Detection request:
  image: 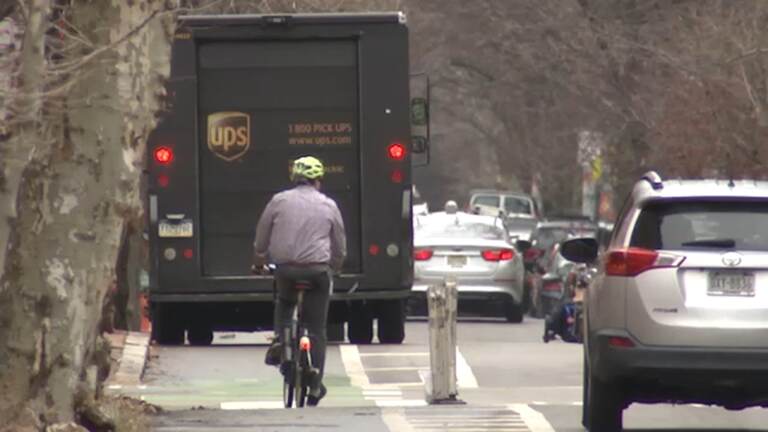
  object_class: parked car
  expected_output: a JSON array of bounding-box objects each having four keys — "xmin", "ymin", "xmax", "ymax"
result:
[
  {"xmin": 466, "ymin": 189, "xmax": 540, "ymax": 241},
  {"xmin": 411, "ymin": 206, "xmax": 527, "ymax": 323},
  {"xmin": 523, "ymin": 219, "xmax": 598, "ymax": 315},
  {"xmin": 562, "ymin": 171, "xmax": 768, "ymax": 430},
  {"xmin": 527, "ymin": 242, "xmax": 578, "ymax": 318}
]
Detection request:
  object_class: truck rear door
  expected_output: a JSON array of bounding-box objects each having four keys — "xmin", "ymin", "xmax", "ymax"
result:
[{"xmin": 197, "ymin": 40, "xmax": 362, "ymax": 277}]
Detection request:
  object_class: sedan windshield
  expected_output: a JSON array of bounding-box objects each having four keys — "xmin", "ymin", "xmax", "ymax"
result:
[{"xmin": 631, "ymin": 201, "xmax": 768, "ymax": 251}]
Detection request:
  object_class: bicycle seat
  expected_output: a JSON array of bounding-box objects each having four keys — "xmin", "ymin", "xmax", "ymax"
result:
[{"xmin": 295, "ymin": 280, "xmax": 312, "ymax": 290}]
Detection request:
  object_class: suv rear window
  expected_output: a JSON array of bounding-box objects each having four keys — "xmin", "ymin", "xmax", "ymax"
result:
[
  {"xmin": 473, "ymin": 195, "xmax": 500, "ymax": 208},
  {"xmin": 631, "ymin": 200, "xmax": 768, "ymax": 251},
  {"xmin": 504, "ymin": 196, "xmax": 532, "ymax": 215}
]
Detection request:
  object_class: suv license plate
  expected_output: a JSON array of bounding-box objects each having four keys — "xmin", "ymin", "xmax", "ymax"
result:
[
  {"xmin": 447, "ymin": 256, "xmax": 467, "ymax": 268},
  {"xmin": 158, "ymin": 220, "xmax": 194, "ymax": 238},
  {"xmin": 708, "ymin": 271, "xmax": 755, "ymax": 297}
]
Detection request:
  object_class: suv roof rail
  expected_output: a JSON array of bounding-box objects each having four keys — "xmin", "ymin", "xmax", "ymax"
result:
[{"xmin": 641, "ymin": 171, "xmax": 664, "ymax": 190}]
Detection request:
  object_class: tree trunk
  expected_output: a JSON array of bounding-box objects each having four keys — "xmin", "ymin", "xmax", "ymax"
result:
[{"xmin": 0, "ymin": 0, "xmax": 171, "ymax": 428}]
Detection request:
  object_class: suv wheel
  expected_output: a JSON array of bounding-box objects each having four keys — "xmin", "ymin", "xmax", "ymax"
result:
[{"xmin": 586, "ymin": 371, "xmax": 624, "ymax": 431}]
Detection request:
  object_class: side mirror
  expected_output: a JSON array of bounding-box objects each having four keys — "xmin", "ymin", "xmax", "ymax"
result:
[
  {"xmin": 516, "ymin": 240, "xmax": 533, "ymax": 252},
  {"xmin": 560, "ymin": 238, "xmax": 599, "ymax": 264}
]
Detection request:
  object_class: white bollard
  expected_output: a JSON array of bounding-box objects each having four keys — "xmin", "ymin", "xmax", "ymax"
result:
[{"xmin": 426, "ymin": 276, "xmax": 464, "ymax": 404}]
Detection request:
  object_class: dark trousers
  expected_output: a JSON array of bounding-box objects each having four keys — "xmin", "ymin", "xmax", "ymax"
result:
[{"xmin": 273, "ymin": 265, "xmax": 331, "ymax": 391}]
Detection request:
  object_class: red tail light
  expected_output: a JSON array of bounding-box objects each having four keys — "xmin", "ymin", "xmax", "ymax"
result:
[
  {"xmin": 391, "ymin": 169, "xmax": 403, "ymax": 183},
  {"xmin": 388, "ymin": 142, "xmax": 406, "ymax": 161},
  {"xmin": 542, "ymin": 280, "xmax": 562, "ymax": 292},
  {"xmin": 608, "ymin": 336, "xmax": 635, "ymax": 348},
  {"xmin": 413, "ymin": 248, "xmax": 433, "ymax": 261},
  {"xmin": 154, "ymin": 146, "xmax": 174, "ymax": 165},
  {"xmin": 482, "ymin": 249, "xmax": 515, "ymax": 261},
  {"xmin": 605, "ymin": 248, "xmax": 684, "ymax": 277},
  {"xmin": 369, "ymin": 244, "xmax": 380, "ymax": 256},
  {"xmin": 523, "ymin": 248, "xmax": 542, "ymax": 262}
]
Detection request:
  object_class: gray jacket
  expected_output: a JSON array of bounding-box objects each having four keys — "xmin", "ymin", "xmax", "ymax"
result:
[{"xmin": 253, "ymin": 185, "xmax": 347, "ymax": 270}]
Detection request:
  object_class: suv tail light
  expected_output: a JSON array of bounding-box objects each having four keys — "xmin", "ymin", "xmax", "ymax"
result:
[
  {"xmin": 482, "ymin": 249, "xmax": 515, "ymax": 261},
  {"xmin": 605, "ymin": 247, "xmax": 685, "ymax": 277},
  {"xmin": 414, "ymin": 248, "xmax": 433, "ymax": 261}
]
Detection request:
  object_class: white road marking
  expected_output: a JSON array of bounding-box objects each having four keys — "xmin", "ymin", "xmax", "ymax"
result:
[
  {"xmin": 339, "ymin": 344, "xmax": 371, "ymax": 387},
  {"xmin": 365, "ymin": 366, "xmax": 428, "ymax": 372},
  {"xmin": 221, "ymin": 401, "xmax": 283, "ymax": 410},
  {"xmin": 509, "ymin": 404, "xmax": 556, "ymax": 432},
  {"xmin": 376, "ymin": 399, "xmax": 428, "ymax": 407},
  {"xmin": 360, "ymin": 352, "xmax": 430, "ymax": 357},
  {"xmin": 382, "ymin": 408, "xmax": 417, "ymax": 432},
  {"xmin": 456, "ymin": 347, "xmax": 479, "ymax": 389},
  {"xmin": 363, "ymin": 389, "xmax": 403, "ymax": 396}
]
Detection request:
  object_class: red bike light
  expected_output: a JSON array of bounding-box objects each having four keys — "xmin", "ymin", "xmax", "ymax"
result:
[{"xmin": 299, "ymin": 336, "xmax": 312, "ymax": 352}]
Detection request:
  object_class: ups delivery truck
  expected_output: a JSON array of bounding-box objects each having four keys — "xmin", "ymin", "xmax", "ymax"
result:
[{"xmin": 146, "ymin": 13, "xmax": 422, "ymax": 346}]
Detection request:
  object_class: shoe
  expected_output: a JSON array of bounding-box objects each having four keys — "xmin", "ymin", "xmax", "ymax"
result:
[
  {"xmin": 264, "ymin": 341, "xmax": 282, "ymax": 366},
  {"xmin": 306, "ymin": 383, "xmax": 327, "ymax": 407}
]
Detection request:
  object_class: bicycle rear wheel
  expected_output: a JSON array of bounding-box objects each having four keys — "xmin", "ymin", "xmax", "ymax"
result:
[
  {"xmin": 282, "ymin": 362, "xmax": 295, "ymax": 408},
  {"xmin": 294, "ymin": 355, "xmax": 307, "ymax": 407}
]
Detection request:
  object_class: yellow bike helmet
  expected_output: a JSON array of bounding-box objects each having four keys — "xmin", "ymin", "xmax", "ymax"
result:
[{"xmin": 291, "ymin": 156, "xmax": 325, "ymax": 181}]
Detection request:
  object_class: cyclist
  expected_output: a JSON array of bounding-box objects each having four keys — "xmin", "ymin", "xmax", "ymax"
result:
[{"xmin": 252, "ymin": 156, "xmax": 347, "ymax": 406}]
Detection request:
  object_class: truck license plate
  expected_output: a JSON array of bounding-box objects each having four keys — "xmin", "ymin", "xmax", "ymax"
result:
[
  {"xmin": 708, "ymin": 271, "xmax": 755, "ymax": 297},
  {"xmin": 158, "ymin": 220, "xmax": 193, "ymax": 238}
]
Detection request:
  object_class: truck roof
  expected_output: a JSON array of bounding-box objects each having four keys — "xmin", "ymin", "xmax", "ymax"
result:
[{"xmin": 179, "ymin": 12, "xmax": 407, "ymax": 27}]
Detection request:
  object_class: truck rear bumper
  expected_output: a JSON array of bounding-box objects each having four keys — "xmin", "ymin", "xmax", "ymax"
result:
[{"xmin": 150, "ymin": 289, "xmax": 411, "ymax": 303}]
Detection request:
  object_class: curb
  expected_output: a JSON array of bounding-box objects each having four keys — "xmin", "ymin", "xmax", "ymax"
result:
[{"xmin": 107, "ymin": 331, "xmax": 151, "ymax": 387}]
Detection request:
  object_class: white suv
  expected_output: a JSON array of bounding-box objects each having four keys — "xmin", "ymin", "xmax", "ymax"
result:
[{"xmin": 562, "ymin": 172, "xmax": 768, "ymax": 431}]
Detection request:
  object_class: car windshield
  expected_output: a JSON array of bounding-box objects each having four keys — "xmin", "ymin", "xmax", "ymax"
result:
[
  {"xmin": 504, "ymin": 196, "xmax": 532, "ymax": 215},
  {"xmin": 416, "ymin": 220, "xmax": 505, "ymax": 241},
  {"xmin": 631, "ymin": 200, "xmax": 768, "ymax": 251}
]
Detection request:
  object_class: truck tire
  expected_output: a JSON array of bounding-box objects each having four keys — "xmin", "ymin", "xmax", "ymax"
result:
[
  {"xmin": 377, "ymin": 299, "xmax": 406, "ymax": 344},
  {"xmin": 152, "ymin": 303, "xmax": 185, "ymax": 345},
  {"xmin": 585, "ymin": 371, "xmax": 624, "ymax": 431},
  {"xmin": 505, "ymin": 300, "xmax": 524, "ymax": 323},
  {"xmin": 348, "ymin": 302, "xmax": 373, "ymax": 344},
  {"xmin": 187, "ymin": 325, "xmax": 214, "ymax": 346}
]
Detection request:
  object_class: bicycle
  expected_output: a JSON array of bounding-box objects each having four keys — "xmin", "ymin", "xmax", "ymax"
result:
[{"xmin": 279, "ymin": 278, "xmax": 320, "ymax": 408}]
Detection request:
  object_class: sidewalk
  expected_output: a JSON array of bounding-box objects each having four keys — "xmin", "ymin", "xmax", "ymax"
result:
[{"xmin": 105, "ymin": 330, "xmax": 152, "ymax": 388}]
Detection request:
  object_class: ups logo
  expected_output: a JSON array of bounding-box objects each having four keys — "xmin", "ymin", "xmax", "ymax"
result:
[{"xmin": 207, "ymin": 112, "xmax": 250, "ymax": 161}]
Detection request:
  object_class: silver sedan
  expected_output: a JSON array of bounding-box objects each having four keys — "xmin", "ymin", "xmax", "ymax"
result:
[{"xmin": 411, "ymin": 211, "xmax": 527, "ymax": 322}]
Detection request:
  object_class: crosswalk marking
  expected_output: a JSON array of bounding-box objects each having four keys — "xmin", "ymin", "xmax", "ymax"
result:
[
  {"xmin": 399, "ymin": 406, "xmax": 534, "ymax": 432},
  {"xmin": 509, "ymin": 404, "xmax": 556, "ymax": 432}
]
